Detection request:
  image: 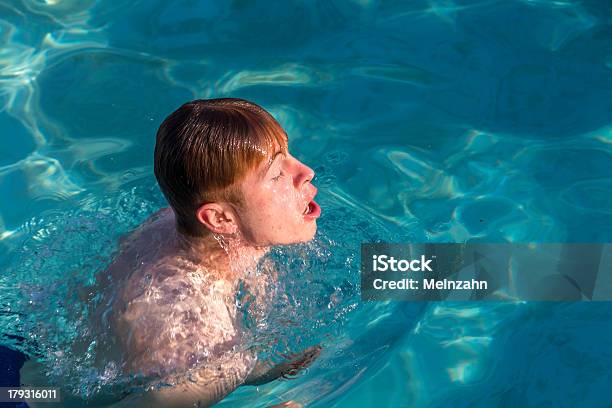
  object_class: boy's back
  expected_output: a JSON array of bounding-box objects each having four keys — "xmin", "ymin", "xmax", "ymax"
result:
[
  {"xmin": 95, "ymin": 208, "xmax": 266, "ymax": 406},
  {"xmin": 106, "ymin": 208, "xmax": 247, "ymax": 377}
]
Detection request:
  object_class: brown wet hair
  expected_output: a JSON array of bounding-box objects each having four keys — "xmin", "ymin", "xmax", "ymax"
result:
[{"xmin": 154, "ymin": 98, "xmax": 288, "ymax": 237}]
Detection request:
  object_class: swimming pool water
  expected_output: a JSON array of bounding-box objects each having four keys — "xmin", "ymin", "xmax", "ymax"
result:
[{"xmin": 1, "ymin": 0, "xmax": 611, "ymax": 406}]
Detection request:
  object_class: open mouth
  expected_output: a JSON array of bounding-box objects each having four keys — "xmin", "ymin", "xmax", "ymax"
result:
[
  {"xmin": 302, "ymin": 200, "xmax": 321, "ymax": 219},
  {"xmin": 303, "ymin": 202, "xmax": 313, "ymax": 215}
]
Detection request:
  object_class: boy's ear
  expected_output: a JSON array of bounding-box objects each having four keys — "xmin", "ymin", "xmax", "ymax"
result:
[{"xmin": 195, "ymin": 203, "xmax": 238, "ymax": 235}]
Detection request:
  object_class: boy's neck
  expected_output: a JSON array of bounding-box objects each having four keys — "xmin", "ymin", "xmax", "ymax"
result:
[{"xmin": 175, "ymin": 229, "xmax": 269, "ymax": 280}]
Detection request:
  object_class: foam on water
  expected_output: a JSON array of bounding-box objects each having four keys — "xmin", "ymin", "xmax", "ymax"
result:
[{"xmin": 0, "ymin": 181, "xmax": 424, "ymax": 405}]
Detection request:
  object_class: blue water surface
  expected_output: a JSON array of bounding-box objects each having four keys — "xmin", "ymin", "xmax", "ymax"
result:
[{"xmin": 0, "ymin": 0, "xmax": 611, "ymax": 407}]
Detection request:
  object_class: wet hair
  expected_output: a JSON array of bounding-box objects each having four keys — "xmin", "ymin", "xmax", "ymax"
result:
[{"xmin": 154, "ymin": 98, "xmax": 288, "ymax": 237}]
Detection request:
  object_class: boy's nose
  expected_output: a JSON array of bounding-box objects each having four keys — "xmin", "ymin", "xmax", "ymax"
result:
[{"xmin": 295, "ymin": 161, "xmax": 315, "ymax": 187}]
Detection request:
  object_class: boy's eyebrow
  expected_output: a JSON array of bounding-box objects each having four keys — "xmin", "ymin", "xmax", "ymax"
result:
[{"xmin": 261, "ymin": 150, "xmax": 284, "ymax": 177}]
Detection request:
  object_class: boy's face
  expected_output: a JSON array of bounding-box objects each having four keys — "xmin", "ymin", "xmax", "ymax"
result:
[{"xmin": 234, "ymin": 149, "xmax": 321, "ymax": 246}]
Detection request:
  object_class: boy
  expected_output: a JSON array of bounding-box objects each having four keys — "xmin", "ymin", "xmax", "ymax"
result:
[{"xmin": 103, "ymin": 98, "xmax": 323, "ymax": 407}]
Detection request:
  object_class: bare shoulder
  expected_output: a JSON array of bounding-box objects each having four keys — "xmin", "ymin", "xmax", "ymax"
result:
[
  {"xmin": 99, "ymin": 208, "xmax": 247, "ymax": 379},
  {"xmin": 111, "ymin": 259, "xmax": 241, "ymax": 378}
]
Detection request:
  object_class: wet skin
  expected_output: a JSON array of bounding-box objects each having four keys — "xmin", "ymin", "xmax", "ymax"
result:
[{"xmin": 21, "ymin": 150, "xmax": 322, "ymax": 407}]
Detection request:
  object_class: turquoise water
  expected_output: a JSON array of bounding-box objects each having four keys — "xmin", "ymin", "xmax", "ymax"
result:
[{"xmin": 1, "ymin": 0, "xmax": 611, "ymax": 406}]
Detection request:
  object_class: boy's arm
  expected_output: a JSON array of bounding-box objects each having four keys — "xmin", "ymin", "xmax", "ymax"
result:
[
  {"xmin": 108, "ymin": 346, "xmax": 319, "ymax": 408},
  {"xmin": 109, "ymin": 353, "xmax": 253, "ymax": 408},
  {"xmin": 244, "ymin": 345, "xmax": 322, "ymax": 386},
  {"xmin": 107, "ymin": 375, "xmax": 241, "ymax": 408}
]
